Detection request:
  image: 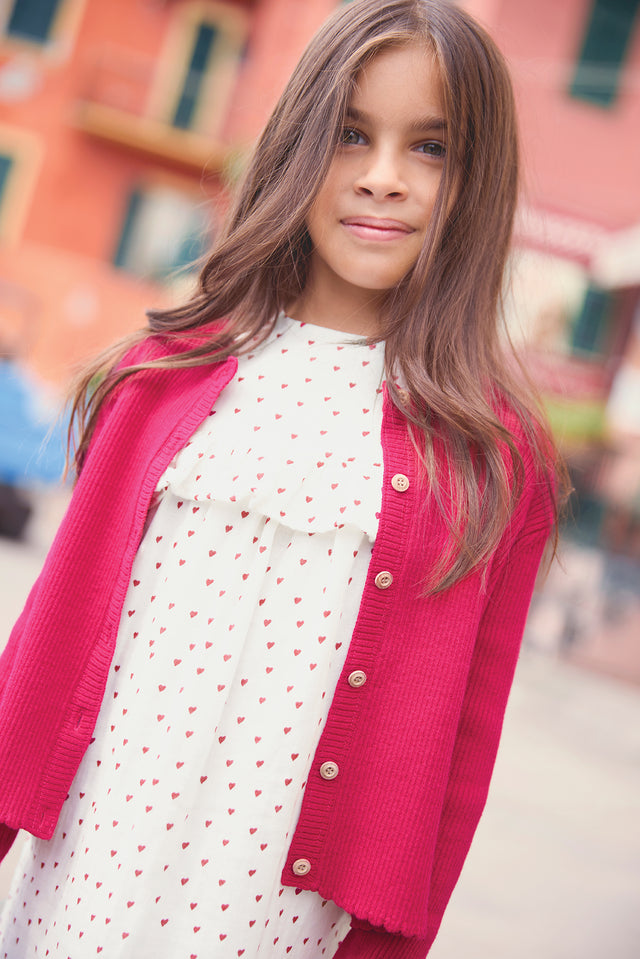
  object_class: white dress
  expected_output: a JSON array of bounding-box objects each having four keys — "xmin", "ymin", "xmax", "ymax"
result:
[{"xmin": 0, "ymin": 315, "xmax": 386, "ymax": 958}]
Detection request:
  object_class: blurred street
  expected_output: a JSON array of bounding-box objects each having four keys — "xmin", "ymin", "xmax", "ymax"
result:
[{"xmin": 1, "ymin": 491, "xmax": 639, "ymax": 958}]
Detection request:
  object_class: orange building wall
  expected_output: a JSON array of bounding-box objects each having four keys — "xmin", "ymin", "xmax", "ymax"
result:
[
  {"xmin": 0, "ymin": 0, "xmax": 338, "ymax": 384},
  {"xmin": 225, "ymin": 0, "xmax": 337, "ymax": 142},
  {"xmin": 3, "ymin": 0, "xmax": 180, "ymax": 258}
]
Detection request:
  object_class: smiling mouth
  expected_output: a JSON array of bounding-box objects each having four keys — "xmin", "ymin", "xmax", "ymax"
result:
[{"xmin": 341, "ymin": 217, "xmax": 415, "ymax": 241}]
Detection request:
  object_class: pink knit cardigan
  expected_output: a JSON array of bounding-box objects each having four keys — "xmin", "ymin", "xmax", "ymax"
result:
[{"xmin": 0, "ymin": 340, "xmax": 554, "ymax": 958}]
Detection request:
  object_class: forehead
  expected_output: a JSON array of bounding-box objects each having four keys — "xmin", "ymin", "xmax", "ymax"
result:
[{"xmin": 348, "ymin": 43, "xmax": 445, "ymax": 124}]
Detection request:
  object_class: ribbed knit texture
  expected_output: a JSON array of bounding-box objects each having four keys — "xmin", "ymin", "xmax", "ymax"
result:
[{"xmin": 0, "ymin": 341, "xmax": 553, "ymax": 959}]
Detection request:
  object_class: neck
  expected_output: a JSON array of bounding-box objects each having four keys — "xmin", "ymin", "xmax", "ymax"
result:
[{"xmin": 288, "ymin": 265, "xmax": 384, "ymax": 337}]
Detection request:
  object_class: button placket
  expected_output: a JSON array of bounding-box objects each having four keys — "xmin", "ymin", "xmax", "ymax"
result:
[{"xmin": 287, "ymin": 416, "xmax": 412, "ymax": 892}]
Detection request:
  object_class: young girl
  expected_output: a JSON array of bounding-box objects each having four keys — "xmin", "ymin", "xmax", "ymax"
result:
[{"xmin": 0, "ymin": 1, "xmax": 562, "ymax": 956}]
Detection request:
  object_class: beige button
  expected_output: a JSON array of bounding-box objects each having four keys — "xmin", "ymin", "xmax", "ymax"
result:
[
  {"xmin": 347, "ymin": 670, "xmax": 367, "ymax": 688},
  {"xmin": 391, "ymin": 473, "xmax": 410, "ymax": 492},
  {"xmin": 374, "ymin": 570, "xmax": 393, "ymax": 589},
  {"xmin": 319, "ymin": 761, "xmax": 339, "ymax": 780},
  {"xmin": 292, "ymin": 858, "xmax": 311, "ymax": 876},
  {"xmin": 397, "ymin": 388, "xmax": 411, "ymax": 406}
]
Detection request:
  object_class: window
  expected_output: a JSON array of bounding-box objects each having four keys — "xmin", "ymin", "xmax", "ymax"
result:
[
  {"xmin": 172, "ymin": 22, "xmax": 218, "ymax": 130},
  {"xmin": 0, "ymin": 131, "xmax": 41, "ymax": 243},
  {"xmin": 4, "ymin": 0, "xmax": 63, "ymax": 44},
  {"xmin": 149, "ymin": 3, "xmax": 248, "ymax": 139},
  {"xmin": 0, "ymin": 153, "xmax": 15, "ymax": 234},
  {"xmin": 570, "ymin": 284, "xmax": 612, "ymax": 355},
  {"xmin": 570, "ymin": 0, "xmax": 640, "ymax": 106},
  {"xmin": 0, "ymin": 154, "xmax": 13, "ymax": 198},
  {"xmin": 113, "ymin": 184, "xmax": 211, "ymax": 281}
]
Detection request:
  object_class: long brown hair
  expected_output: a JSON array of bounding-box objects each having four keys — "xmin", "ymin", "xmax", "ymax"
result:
[{"xmin": 69, "ymin": 0, "xmax": 563, "ymax": 591}]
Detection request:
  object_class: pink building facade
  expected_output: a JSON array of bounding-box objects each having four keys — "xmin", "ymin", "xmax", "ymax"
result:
[{"xmin": 0, "ymin": 0, "xmax": 337, "ymax": 382}]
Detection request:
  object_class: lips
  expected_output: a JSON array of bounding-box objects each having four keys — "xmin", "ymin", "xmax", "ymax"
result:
[{"xmin": 341, "ymin": 216, "xmax": 414, "ymax": 241}]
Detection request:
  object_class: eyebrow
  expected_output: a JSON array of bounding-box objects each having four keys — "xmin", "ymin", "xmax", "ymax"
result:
[{"xmin": 344, "ymin": 106, "xmax": 447, "ymax": 135}]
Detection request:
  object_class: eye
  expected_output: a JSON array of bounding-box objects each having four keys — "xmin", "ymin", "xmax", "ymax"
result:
[
  {"xmin": 340, "ymin": 126, "xmax": 365, "ymax": 146},
  {"xmin": 417, "ymin": 141, "xmax": 446, "ymax": 158}
]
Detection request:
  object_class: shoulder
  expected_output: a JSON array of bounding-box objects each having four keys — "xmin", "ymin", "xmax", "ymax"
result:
[
  {"xmin": 91, "ymin": 331, "xmax": 236, "ymax": 448},
  {"xmin": 118, "ymin": 320, "xmax": 233, "ymax": 368}
]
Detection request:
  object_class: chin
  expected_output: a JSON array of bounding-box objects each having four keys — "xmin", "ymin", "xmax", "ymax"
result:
[{"xmin": 338, "ymin": 271, "xmax": 404, "ymax": 294}]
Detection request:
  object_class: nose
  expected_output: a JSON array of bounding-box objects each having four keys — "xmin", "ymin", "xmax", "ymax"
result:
[{"xmin": 354, "ymin": 147, "xmax": 408, "ymax": 201}]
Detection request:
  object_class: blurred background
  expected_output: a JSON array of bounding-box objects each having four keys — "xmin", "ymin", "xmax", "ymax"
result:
[{"xmin": 0, "ymin": 0, "xmax": 639, "ymax": 956}]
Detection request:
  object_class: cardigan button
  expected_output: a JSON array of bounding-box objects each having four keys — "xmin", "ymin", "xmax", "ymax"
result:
[
  {"xmin": 292, "ymin": 858, "xmax": 312, "ymax": 876},
  {"xmin": 397, "ymin": 388, "xmax": 411, "ymax": 406},
  {"xmin": 374, "ymin": 570, "xmax": 393, "ymax": 590},
  {"xmin": 391, "ymin": 473, "xmax": 410, "ymax": 492},
  {"xmin": 347, "ymin": 670, "xmax": 367, "ymax": 688},
  {"xmin": 319, "ymin": 761, "xmax": 339, "ymax": 780}
]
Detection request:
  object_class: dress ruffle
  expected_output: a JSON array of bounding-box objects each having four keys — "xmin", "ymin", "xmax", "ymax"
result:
[{"xmin": 160, "ymin": 316, "xmax": 385, "ymax": 540}]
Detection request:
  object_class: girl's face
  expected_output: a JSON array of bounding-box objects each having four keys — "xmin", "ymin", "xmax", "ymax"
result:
[{"xmin": 300, "ymin": 42, "xmax": 447, "ymax": 332}]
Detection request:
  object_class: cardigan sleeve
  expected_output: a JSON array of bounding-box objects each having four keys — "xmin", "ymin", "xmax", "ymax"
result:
[
  {"xmin": 421, "ymin": 509, "xmax": 552, "ymax": 949},
  {"xmin": 334, "ymin": 488, "xmax": 553, "ymax": 959},
  {"xmin": 0, "ymin": 571, "xmax": 44, "ymax": 861},
  {"xmin": 0, "ymin": 342, "xmax": 155, "ymax": 691},
  {"xmin": 0, "ymin": 344, "xmax": 148, "ymax": 696}
]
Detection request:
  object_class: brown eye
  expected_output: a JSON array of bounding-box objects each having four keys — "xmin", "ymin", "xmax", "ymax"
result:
[
  {"xmin": 418, "ymin": 141, "xmax": 446, "ymax": 158},
  {"xmin": 341, "ymin": 127, "xmax": 364, "ymax": 146}
]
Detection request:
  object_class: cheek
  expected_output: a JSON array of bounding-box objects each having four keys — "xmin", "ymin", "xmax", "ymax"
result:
[
  {"xmin": 305, "ymin": 206, "xmax": 325, "ymax": 250},
  {"xmin": 306, "ymin": 199, "xmax": 338, "ymax": 250},
  {"xmin": 308, "ymin": 165, "xmax": 348, "ymax": 225},
  {"xmin": 306, "ymin": 184, "xmax": 334, "ymax": 241}
]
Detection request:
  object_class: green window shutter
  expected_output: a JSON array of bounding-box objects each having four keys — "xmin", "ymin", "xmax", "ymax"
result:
[
  {"xmin": 172, "ymin": 23, "xmax": 218, "ymax": 130},
  {"xmin": 570, "ymin": 0, "xmax": 640, "ymax": 106},
  {"xmin": 0, "ymin": 155, "xmax": 13, "ymax": 202},
  {"xmin": 7, "ymin": 0, "xmax": 61, "ymax": 44},
  {"xmin": 112, "ymin": 185, "xmax": 209, "ymax": 279},
  {"xmin": 172, "ymin": 226, "xmax": 206, "ymax": 274},
  {"xmin": 113, "ymin": 188, "xmax": 143, "ymax": 269},
  {"xmin": 571, "ymin": 284, "xmax": 612, "ymax": 355}
]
